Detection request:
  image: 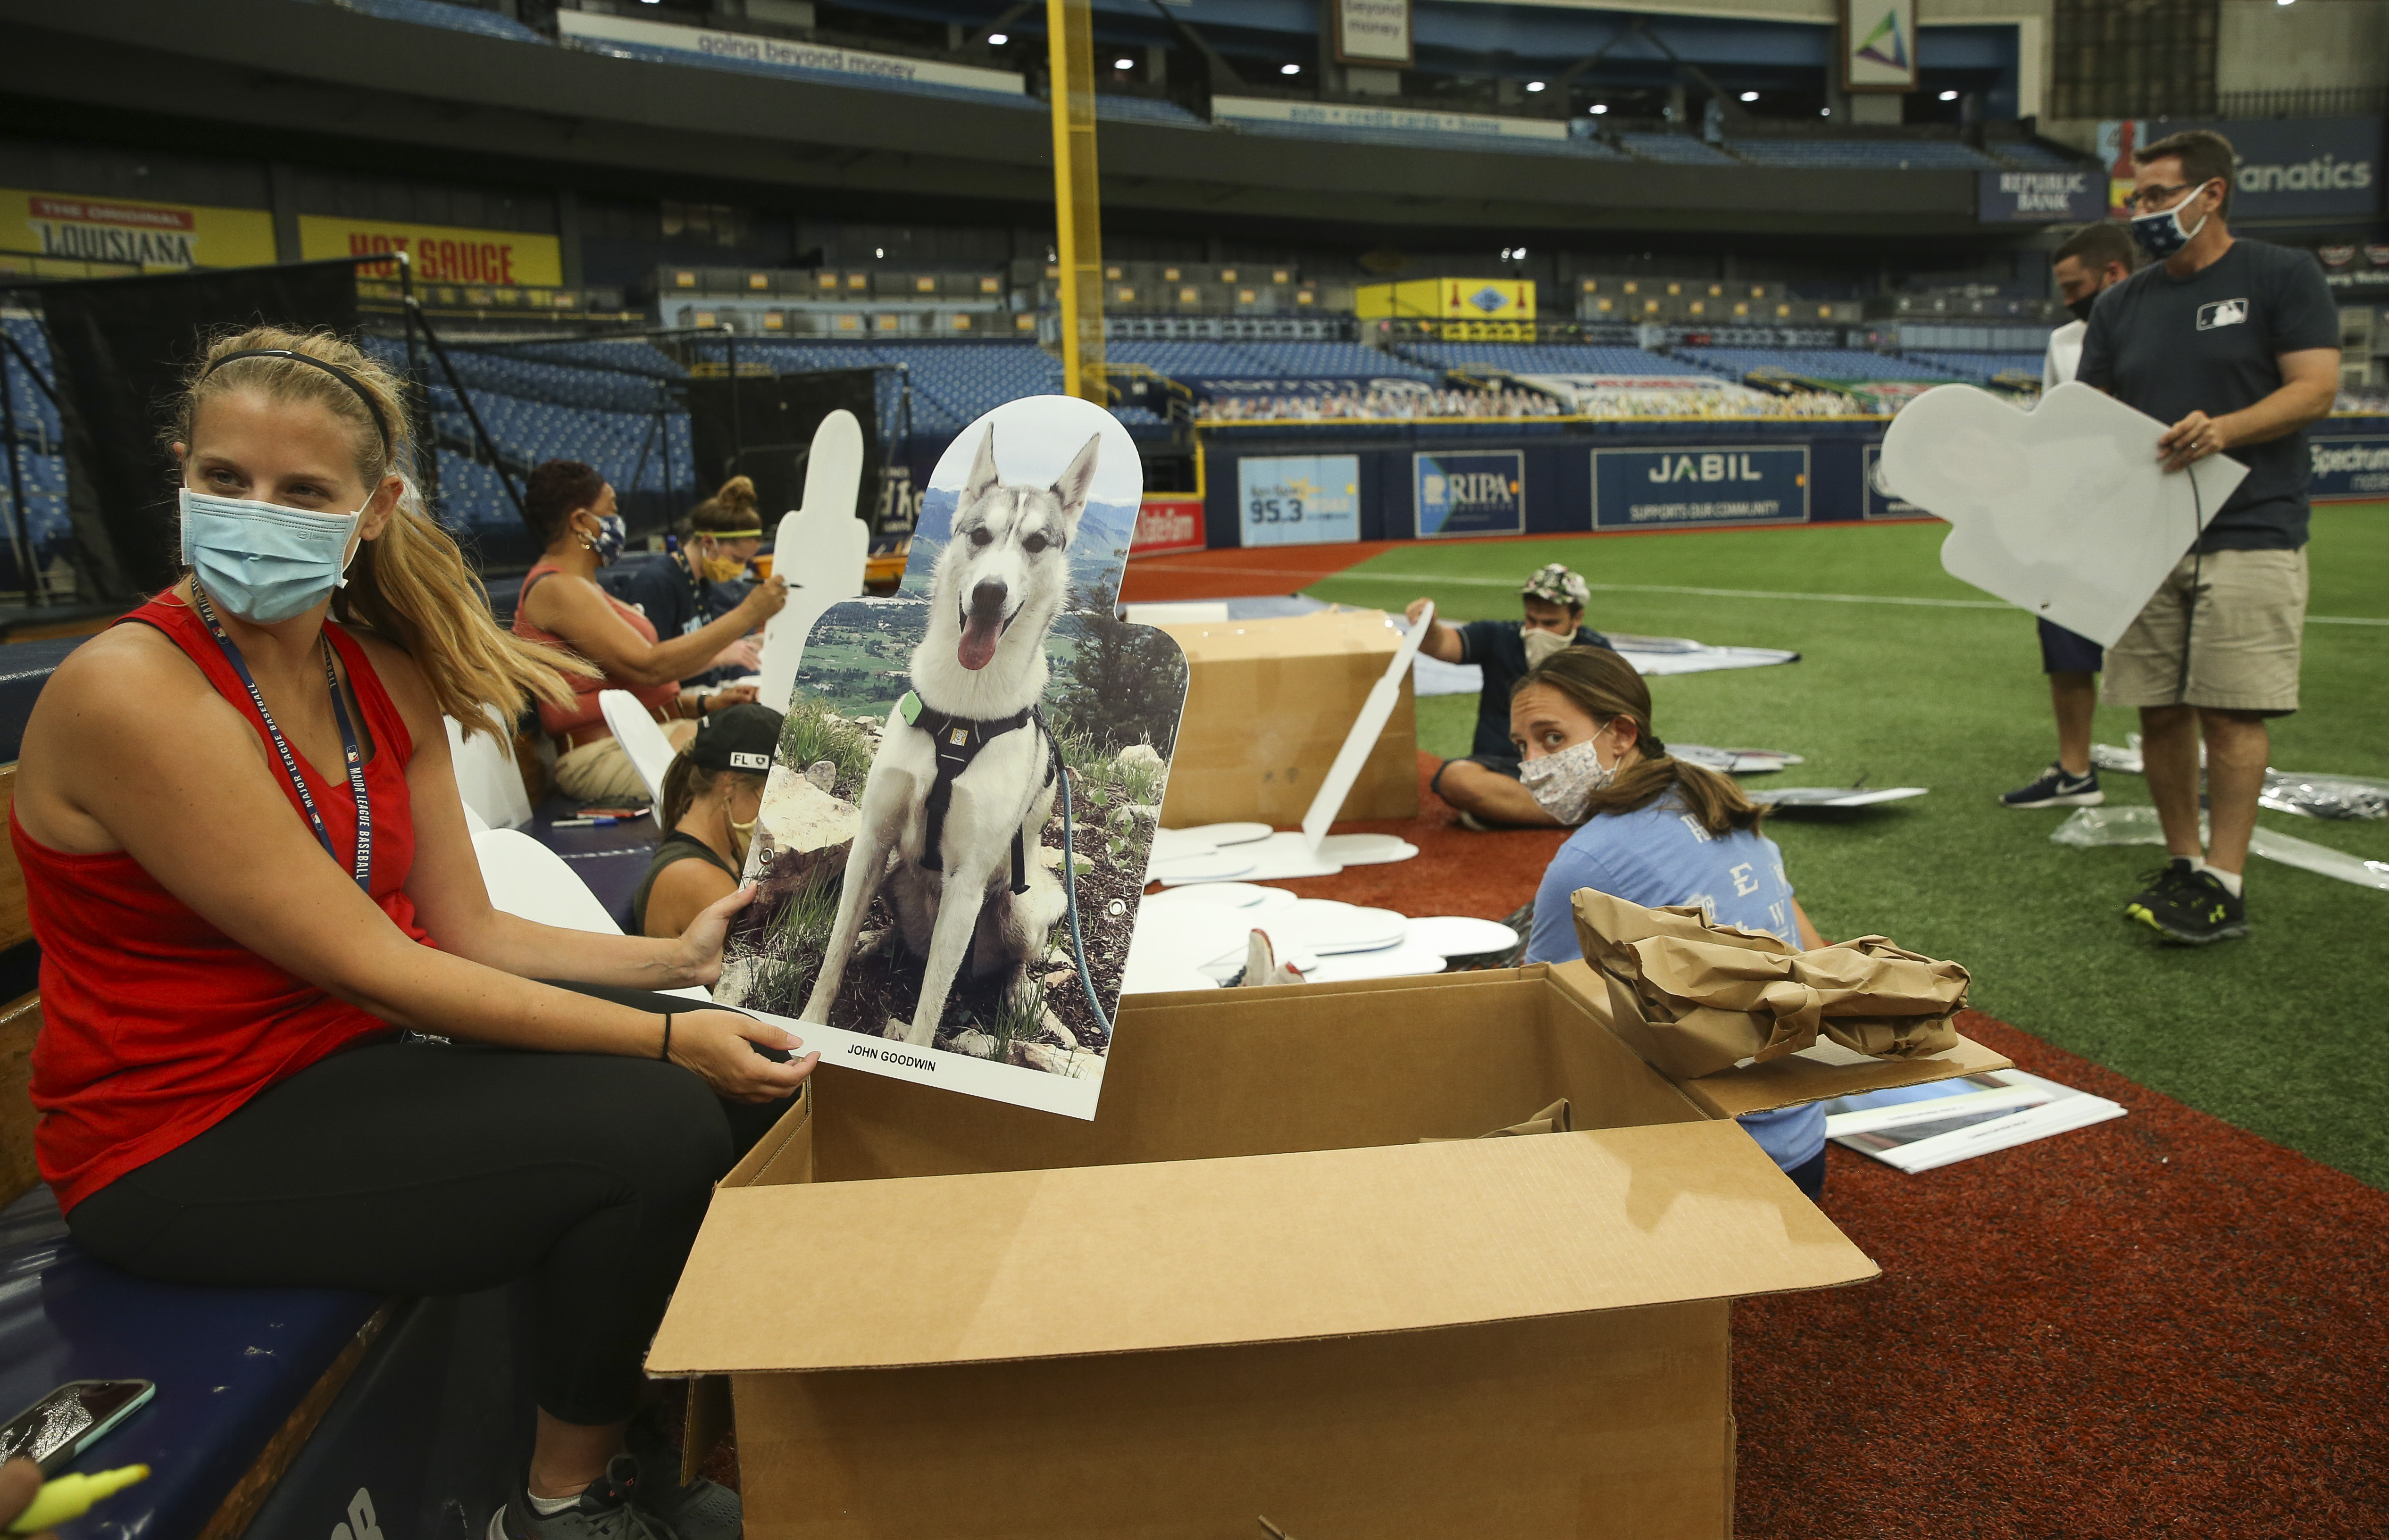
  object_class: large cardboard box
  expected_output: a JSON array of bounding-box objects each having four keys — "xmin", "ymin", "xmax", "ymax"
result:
[
  {"xmin": 1154, "ymin": 610, "xmax": 1418, "ymax": 827},
  {"xmin": 651, "ymin": 963, "xmax": 2008, "ymax": 1537}
]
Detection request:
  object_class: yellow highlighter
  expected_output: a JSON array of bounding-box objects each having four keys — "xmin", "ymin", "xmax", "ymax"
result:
[{"xmin": 9, "ymin": 1465, "xmax": 149, "ymax": 1533}]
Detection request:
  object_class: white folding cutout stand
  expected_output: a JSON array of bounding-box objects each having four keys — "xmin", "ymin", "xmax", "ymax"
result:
[
  {"xmin": 444, "ymin": 707, "xmax": 534, "ymax": 830},
  {"xmin": 1879, "ymin": 382, "xmax": 2250, "ymax": 648},
  {"xmin": 755, "ymin": 409, "xmax": 869, "ymax": 717},
  {"xmin": 598, "ymin": 689, "xmax": 679, "ymax": 825},
  {"xmin": 1148, "ymin": 603, "xmax": 1433, "ymax": 886},
  {"xmin": 1125, "ymin": 881, "xmax": 1520, "ymax": 994},
  {"xmin": 472, "ymin": 829, "xmax": 711, "ymax": 999}
]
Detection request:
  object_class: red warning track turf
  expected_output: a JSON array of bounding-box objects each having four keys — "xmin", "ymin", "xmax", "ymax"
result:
[
  {"xmin": 1309, "ymin": 755, "xmax": 2389, "ymax": 1535},
  {"xmin": 1116, "ymin": 542, "xmax": 1386, "ymax": 602}
]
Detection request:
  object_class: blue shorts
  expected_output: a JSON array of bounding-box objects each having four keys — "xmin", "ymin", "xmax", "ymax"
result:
[{"xmin": 2037, "ymin": 617, "xmax": 2103, "ymax": 675}]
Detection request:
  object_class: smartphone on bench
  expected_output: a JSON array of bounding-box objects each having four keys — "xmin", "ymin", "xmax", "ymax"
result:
[{"xmin": 0, "ymin": 1380, "xmax": 155, "ymax": 1476}]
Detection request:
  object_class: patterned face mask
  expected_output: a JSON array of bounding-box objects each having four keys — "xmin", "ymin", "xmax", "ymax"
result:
[{"xmin": 1517, "ymin": 726, "xmax": 1620, "ymax": 824}]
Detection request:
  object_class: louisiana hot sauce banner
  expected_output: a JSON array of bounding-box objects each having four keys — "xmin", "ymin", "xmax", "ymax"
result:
[{"xmin": 297, "ymin": 215, "xmax": 564, "ymax": 286}]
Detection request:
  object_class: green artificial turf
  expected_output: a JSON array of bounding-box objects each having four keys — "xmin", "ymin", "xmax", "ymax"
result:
[{"xmin": 1307, "ymin": 505, "xmax": 2389, "ymax": 1188}]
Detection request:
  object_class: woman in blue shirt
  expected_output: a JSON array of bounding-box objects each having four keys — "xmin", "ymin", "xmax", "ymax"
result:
[{"xmin": 1514, "ymin": 646, "xmax": 1834, "ymax": 1199}]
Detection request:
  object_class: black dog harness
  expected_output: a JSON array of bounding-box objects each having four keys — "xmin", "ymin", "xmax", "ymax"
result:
[{"xmin": 900, "ymin": 691, "xmax": 1059, "ymax": 895}]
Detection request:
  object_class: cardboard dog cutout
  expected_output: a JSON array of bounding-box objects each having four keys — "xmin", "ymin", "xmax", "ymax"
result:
[
  {"xmin": 1878, "ymin": 381, "xmax": 2249, "ymax": 648},
  {"xmin": 715, "ymin": 396, "xmax": 1188, "ymax": 1119}
]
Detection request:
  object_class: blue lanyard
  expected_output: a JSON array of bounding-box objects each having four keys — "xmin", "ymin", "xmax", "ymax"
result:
[{"xmin": 190, "ymin": 585, "xmax": 374, "ymax": 891}]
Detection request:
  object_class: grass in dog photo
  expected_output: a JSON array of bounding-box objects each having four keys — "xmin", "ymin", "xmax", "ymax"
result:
[{"xmin": 715, "ymin": 396, "xmax": 1187, "ymax": 1113}]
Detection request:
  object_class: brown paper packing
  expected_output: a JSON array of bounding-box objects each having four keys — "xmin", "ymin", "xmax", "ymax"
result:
[{"xmin": 1570, "ymin": 890, "xmax": 1968, "ymax": 1080}]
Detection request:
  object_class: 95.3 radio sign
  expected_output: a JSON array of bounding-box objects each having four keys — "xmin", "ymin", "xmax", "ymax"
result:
[{"xmin": 1236, "ymin": 454, "xmax": 1362, "ymax": 546}]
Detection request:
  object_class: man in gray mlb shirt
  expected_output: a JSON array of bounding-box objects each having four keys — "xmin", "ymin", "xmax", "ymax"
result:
[{"xmin": 2076, "ymin": 129, "xmax": 2341, "ymax": 945}]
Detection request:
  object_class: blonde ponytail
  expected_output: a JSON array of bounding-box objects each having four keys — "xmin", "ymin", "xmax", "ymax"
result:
[{"xmin": 176, "ymin": 326, "xmax": 596, "ymax": 735}]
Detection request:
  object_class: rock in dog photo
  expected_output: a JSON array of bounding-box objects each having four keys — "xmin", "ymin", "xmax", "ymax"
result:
[{"xmin": 714, "ymin": 396, "xmax": 1186, "ymax": 1100}]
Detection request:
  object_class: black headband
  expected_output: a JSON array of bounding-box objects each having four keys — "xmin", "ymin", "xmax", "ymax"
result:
[{"xmin": 199, "ymin": 348, "xmax": 394, "ymax": 463}]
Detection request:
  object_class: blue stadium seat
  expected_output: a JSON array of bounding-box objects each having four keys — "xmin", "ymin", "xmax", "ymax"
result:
[
  {"xmin": 1677, "ymin": 345, "xmax": 1964, "ymax": 381},
  {"xmin": 1094, "ymin": 95, "xmax": 1206, "ymax": 128},
  {"xmin": 332, "ymin": 0, "xmax": 549, "ymax": 44},
  {"xmin": 1907, "ymin": 350, "xmax": 2047, "ymax": 382},
  {"xmin": 1991, "ymin": 142, "xmax": 2094, "ymax": 170},
  {"xmin": 1223, "ymin": 119, "xmax": 1627, "ymax": 159},
  {"xmin": 1727, "ymin": 139, "xmax": 2003, "ymax": 171},
  {"xmin": 0, "ymin": 1185, "xmax": 383, "ymax": 1540},
  {"xmin": 1613, "ymin": 133, "xmax": 1740, "ymax": 166},
  {"xmin": 1408, "ymin": 342, "xmax": 1724, "ymax": 377}
]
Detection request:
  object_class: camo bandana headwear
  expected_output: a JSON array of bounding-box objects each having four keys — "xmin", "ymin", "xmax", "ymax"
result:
[{"xmin": 1520, "ymin": 562, "xmax": 1590, "ymax": 613}]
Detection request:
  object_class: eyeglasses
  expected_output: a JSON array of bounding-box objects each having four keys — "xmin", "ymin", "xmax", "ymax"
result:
[{"xmin": 2128, "ymin": 181, "xmax": 2208, "ymax": 211}]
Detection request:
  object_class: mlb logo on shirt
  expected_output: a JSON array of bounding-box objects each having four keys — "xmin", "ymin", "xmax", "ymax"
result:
[{"xmin": 2197, "ymin": 298, "xmax": 2249, "ymax": 330}]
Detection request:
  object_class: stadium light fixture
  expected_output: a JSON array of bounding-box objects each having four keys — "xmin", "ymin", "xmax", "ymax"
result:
[
  {"xmin": 1281, "ymin": 62, "xmax": 1302, "ymax": 75},
  {"xmin": 1589, "ymin": 103, "xmax": 1608, "ymax": 115},
  {"xmin": 988, "ymin": 32, "xmax": 1008, "ymax": 43},
  {"xmin": 1739, "ymin": 91, "xmax": 1758, "ymax": 102},
  {"xmin": 1115, "ymin": 58, "xmax": 1135, "ymax": 70},
  {"xmin": 1526, "ymin": 81, "xmax": 1546, "ymax": 93},
  {"xmin": 1938, "ymin": 89, "xmax": 1959, "ymax": 101}
]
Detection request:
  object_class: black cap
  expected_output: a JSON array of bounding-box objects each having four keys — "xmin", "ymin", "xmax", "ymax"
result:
[{"xmin": 687, "ymin": 703, "xmax": 783, "ymax": 774}]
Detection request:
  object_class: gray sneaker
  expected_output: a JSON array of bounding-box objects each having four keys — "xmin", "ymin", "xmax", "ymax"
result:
[
  {"xmin": 488, "ymin": 1457, "xmax": 674, "ymax": 1540},
  {"xmin": 626, "ymin": 1403, "xmax": 743, "ymax": 1540}
]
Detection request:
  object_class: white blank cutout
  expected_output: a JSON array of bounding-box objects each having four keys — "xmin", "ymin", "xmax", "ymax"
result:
[
  {"xmin": 1879, "ymin": 383, "xmax": 2248, "ymax": 648},
  {"xmin": 445, "ymin": 706, "xmax": 533, "ymax": 830},
  {"xmin": 758, "ymin": 409, "xmax": 869, "ymax": 716},
  {"xmin": 1301, "ymin": 603, "xmax": 1432, "ymax": 851},
  {"xmin": 598, "ymin": 689, "xmax": 678, "ymax": 825}
]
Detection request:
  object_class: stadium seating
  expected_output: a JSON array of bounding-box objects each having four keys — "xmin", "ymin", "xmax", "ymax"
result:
[
  {"xmin": 1094, "ymin": 95, "xmax": 1207, "ymax": 128},
  {"xmin": 0, "ymin": 318, "xmax": 69, "ymax": 565},
  {"xmin": 1728, "ymin": 139, "xmax": 2004, "ymax": 171},
  {"xmin": 1907, "ymin": 350, "xmax": 2048, "ymax": 383},
  {"xmin": 1612, "ymin": 133, "xmax": 1741, "ymax": 166},
  {"xmin": 1405, "ymin": 342, "xmax": 1724, "ymax": 377},
  {"xmin": 1224, "ymin": 119, "xmax": 1632, "ymax": 160},
  {"xmin": 1675, "ymin": 345, "xmax": 1965, "ymax": 381},
  {"xmin": 333, "ymin": 0, "xmax": 550, "ymax": 44},
  {"xmin": 1988, "ymin": 141, "xmax": 2095, "ymax": 170}
]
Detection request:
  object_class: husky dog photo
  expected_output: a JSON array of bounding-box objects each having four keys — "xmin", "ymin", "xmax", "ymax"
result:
[{"xmin": 713, "ymin": 396, "xmax": 1188, "ymax": 1119}]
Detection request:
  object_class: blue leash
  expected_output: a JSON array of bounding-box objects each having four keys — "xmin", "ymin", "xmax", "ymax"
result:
[{"xmin": 1054, "ymin": 760, "xmax": 1113, "ymax": 1038}]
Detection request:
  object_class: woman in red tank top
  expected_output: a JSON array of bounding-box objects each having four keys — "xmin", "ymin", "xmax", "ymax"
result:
[
  {"xmin": 9, "ymin": 328, "xmax": 814, "ymax": 1540},
  {"xmin": 508, "ymin": 460, "xmax": 785, "ymax": 804}
]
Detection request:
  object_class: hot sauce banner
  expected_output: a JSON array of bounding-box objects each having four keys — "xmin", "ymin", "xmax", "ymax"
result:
[{"xmin": 297, "ymin": 216, "xmax": 564, "ymax": 287}]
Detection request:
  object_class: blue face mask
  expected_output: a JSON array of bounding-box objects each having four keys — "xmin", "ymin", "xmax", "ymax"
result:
[
  {"xmin": 2129, "ymin": 184, "xmax": 2211, "ymax": 261},
  {"xmin": 179, "ymin": 488, "xmax": 363, "ymax": 624},
  {"xmin": 589, "ymin": 512, "xmax": 627, "ymax": 566}
]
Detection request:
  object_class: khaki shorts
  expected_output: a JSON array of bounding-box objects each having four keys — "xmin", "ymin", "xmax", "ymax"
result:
[
  {"xmin": 552, "ymin": 737, "xmax": 652, "ymax": 803},
  {"xmin": 2101, "ymin": 547, "xmax": 2308, "ymax": 715}
]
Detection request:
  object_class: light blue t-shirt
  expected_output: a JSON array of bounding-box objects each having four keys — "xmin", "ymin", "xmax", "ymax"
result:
[{"xmin": 1524, "ymin": 796, "xmax": 1829, "ymax": 1172}]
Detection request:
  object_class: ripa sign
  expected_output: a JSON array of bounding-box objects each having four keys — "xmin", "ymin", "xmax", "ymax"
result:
[
  {"xmin": 1592, "ymin": 446, "xmax": 1810, "ymax": 529},
  {"xmin": 1414, "ymin": 450, "xmax": 1525, "ymax": 537}
]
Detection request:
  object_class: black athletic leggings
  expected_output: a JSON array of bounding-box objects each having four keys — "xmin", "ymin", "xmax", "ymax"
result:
[{"xmin": 66, "ymin": 984, "xmax": 792, "ymax": 1426}]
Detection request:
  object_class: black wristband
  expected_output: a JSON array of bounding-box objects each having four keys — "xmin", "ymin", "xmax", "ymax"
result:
[{"xmin": 660, "ymin": 1012, "xmax": 673, "ymax": 1062}]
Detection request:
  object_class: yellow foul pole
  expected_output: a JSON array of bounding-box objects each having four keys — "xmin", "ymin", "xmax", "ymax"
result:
[{"xmin": 1047, "ymin": 0, "xmax": 1105, "ymax": 403}]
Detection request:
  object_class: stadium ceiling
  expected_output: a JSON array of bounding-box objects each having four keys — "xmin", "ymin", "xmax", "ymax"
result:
[{"xmin": 0, "ymin": 0, "xmax": 1992, "ymax": 238}]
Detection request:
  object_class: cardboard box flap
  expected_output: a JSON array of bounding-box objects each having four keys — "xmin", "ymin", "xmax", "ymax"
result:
[
  {"xmin": 1156, "ymin": 608, "xmax": 1399, "ymax": 663},
  {"xmin": 648, "ymin": 1123, "xmax": 1875, "ymax": 1375},
  {"xmin": 1542, "ymin": 960, "xmax": 2013, "ymax": 1117}
]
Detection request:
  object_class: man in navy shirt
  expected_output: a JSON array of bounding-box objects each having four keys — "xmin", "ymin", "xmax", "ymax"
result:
[
  {"xmin": 1408, "ymin": 562, "xmax": 1613, "ymax": 827},
  {"xmin": 2076, "ymin": 129, "xmax": 2341, "ymax": 945}
]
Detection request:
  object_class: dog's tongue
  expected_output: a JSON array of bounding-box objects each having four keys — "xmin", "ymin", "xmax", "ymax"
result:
[{"xmin": 957, "ymin": 609, "xmax": 1001, "ymax": 671}]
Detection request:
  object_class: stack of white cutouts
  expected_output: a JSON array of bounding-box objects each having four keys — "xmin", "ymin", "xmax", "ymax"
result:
[
  {"xmin": 1144, "ymin": 604, "xmax": 1434, "ymax": 886},
  {"xmin": 1122, "ymin": 885, "xmax": 1520, "ymax": 994}
]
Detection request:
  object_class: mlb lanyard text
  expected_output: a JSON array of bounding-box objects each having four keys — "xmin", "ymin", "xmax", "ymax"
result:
[{"xmin": 191, "ymin": 585, "xmax": 374, "ymax": 891}]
